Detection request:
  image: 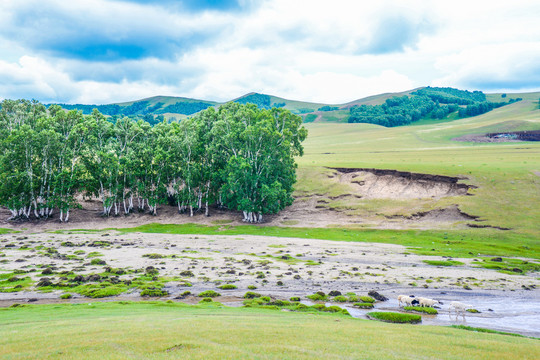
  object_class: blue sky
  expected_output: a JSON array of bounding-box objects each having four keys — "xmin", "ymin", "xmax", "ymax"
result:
[{"xmin": 0, "ymin": 0, "xmax": 539, "ymax": 104}]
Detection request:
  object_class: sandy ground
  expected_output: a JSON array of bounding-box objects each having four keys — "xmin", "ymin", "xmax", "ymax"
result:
[
  {"xmin": 1, "ymin": 231, "xmax": 537, "ymax": 297},
  {"xmin": 1, "ymin": 231, "xmax": 539, "ymax": 336}
]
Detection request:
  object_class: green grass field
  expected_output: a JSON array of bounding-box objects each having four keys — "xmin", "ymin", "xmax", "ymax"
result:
[
  {"xmin": 4, "ymin": 93, "xmax": 540, "ymax": 359},
  {"xmin": 297, "ymin": 98, "xmax": 540, "ymax": 238},
  {"xmin": 1, "ymin": 302, "xmax": 538, "ymax": 359}
]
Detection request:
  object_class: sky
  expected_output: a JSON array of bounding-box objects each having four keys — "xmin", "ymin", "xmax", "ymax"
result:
[{"xmin": 0, "ymin": 0, "xmax": 539, "ymax": 104}]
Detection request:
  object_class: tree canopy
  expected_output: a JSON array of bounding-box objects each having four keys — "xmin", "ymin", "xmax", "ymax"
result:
[
  {"xmin": 0, "ymin": 100, "xmax": 307, "ymax": 223},
  {"xmin": 348, "ymin": 87, "xmax": 510, "ymax": 127}
]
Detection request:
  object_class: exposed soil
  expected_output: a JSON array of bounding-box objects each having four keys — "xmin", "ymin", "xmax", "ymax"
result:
[
  {"xmin": 453, "ymin": 130, "xmax": 540, "ymax": 143},
  {"xmin": 1, "ymin": 232, "xmax": 538, "ymax": 336},
  {"xmin": 328, "ymin": 167, "xmax": 473, "ymax": 199},
  {"xmin": 0, "ymin": 167, "xmax": 482, "ymax": 231}
]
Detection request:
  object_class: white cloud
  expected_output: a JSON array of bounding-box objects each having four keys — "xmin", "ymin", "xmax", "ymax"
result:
[{"xmin": 0, "ymin": 0, "xmax": 539, "ymax": 103}]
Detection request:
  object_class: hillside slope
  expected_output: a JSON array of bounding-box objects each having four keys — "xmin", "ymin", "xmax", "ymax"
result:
[{"xmin": 49, "ymin": 88, "xmax": 539, "ymax": 125}]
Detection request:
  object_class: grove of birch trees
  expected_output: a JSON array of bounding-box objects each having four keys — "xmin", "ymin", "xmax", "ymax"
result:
[{"xmin": 0, "ymin": 100, "xmax": 307, "ymax": 222}]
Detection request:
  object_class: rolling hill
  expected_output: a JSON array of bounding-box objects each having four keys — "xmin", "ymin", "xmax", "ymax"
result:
[{"xmin": 50, "ymin": 88, "xmax": 539, "ymax": 125}]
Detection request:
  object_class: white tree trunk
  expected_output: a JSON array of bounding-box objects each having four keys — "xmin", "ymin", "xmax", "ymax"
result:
[{"xmin": 65, "ymin": 209, "xmax": 70, "ymax": 222}]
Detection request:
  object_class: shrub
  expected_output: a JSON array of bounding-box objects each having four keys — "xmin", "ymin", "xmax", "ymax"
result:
[
  {"xmin": 179, "ymin": 270, "xmax": 194, "ymax": 277},
  {"xmin": 197, "ymin": 290, "xmax": 220, "ymax": 298},
  {"xmin": 353, "ymin": 302, "xmax": 374, "ymax": 309},
  {"xmin": 290, "ymin": 296, "xmax": 300, "ymax": 302},
  {"xmin": 359, "ymin": 296, "xmax": 375, "ymax": 303},
  {"xmin": 466, "ymin": 308, "xmax": 480, "ymax": 313},
  {"xmin": 218, "ymin": 284, "xmax": 237, "ymax": 290},
  {"xmin": 244, "ymin": 291, "xmax": 262, "ymax": 299},
  {"xmin": 90, "ymin": 258, "xmax": 106, "ymax": 265},
  {"xmin": 142, "ymin": 253, "xmax": 165, "ymax": 259},
  {"xmin": 247, "ymin": 285, "xmax": 257, "ymax": 290},
  {"xmin": 404, "ymin": 306, "xmax": 438, "ymax": 315},
  {"xmin": 368, "ymin": 312, "xmax": 421, "ymax": 324},
  {"xmin": 199, "ymin": 297, "xmax": 213, "ymax": 303},
  {"xmin": 333, "ymin": 295, "xmax": 347, "ymax": 302},
  {"xmin": 268, "ymin": 299, "xmax": 291, "ymax": 307},
  {"xmin": 60, "ymin": 293, "xmax": 72, "ymax": 299},
  {"xmin": 140, "ymin": 288, "xmax": 167, "ymax": 297},
  {"xmin": 328, "ymin": 290, "xmax": 342, "ymax": 296},
  {"xmin": 307, "ymin": 292, "xmax": 327, "ymax": 301},
  {"xmin": 145, "ymin": 266, "xmax": 159, "ymax": 275}
]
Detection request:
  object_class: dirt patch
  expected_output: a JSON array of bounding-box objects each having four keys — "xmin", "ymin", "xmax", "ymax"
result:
[
  {"xmin": 327, "ymin": 167, "xmax": 473, "ymax": 200},
  {"xmin": 0, "ymin": 167, "xmax": 483, "ymax": 232},
  {"xmin": 453, "ymin": 130, "xmax": 540, "ymax": 143},
  {"xmin": 385, "ymin": 205, "xmax": 478, "ymax": 223}
]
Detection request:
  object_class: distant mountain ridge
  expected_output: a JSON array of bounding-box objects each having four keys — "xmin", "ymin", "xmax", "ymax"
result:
[{"xmin": 49, "ymin": 88, "xmax": 539, "ymax": 124}]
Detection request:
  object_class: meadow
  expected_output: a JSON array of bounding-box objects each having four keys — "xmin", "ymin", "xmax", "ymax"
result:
[
  {"xmin": 296, "ymin": 97, "xmax": 540, "ymax": 239},
  {"xmin": 1, "ymin": 94, "xmax": 539, "ymax": 358},
  {"xmin": 1, "ymin": 302, "xmax": 538, "ymax": 359}
]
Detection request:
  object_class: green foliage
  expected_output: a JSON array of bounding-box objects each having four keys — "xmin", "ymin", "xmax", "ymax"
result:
[
  {"xmin": 358, "ymin": 296, "xmax": 375, "ymax": 303},
  {"xmin": 157, "ymin": 101, "xmax": 212, "ymax": 115},
  {"xmin": 243, "ymin": 297, "xmax": 350, "ymax": 316},
  {"xmin": 142, "ymin": 253, "xmax": 166, "ymax": 259},
  {"xmin": 404, "ymin": 306, "xmax": 438, "ymax": 314},
  {"xmin": 348, "ymin": 87, "xmax": 507, "ymax": 127},
  {"xmin": 218, "ymin": 284, "xmax": 237, "ymax": 290},
  {"xmin": 353, "ymin": 302, "xmax": 374, "ymax": 309},
  {"xmin": 423, "ymin": 260, "xmax": 465, "ymax": 267},
  {"xmin": 140, "ymin": 288, "xmax": 168, "ymax": 297},
  {"xmin": 413, "ymin": 87, "xmax": 486, "ymax": 104},
  {"xmin": 0, "ymin": 100, "xmax": 306, "ymax": 222},
  {"xmin": 76, "ymin": 283, "xmax": 128, "ymax": 298},
  {"xmin": 243, "ymin": 291, "xmax": 262, "ymax": 299},
  {"xmin": 307, "ymin": 292, "xmax": 327, "ymax": 301},
  {"xmin": 90, "ymin": 258, "xmax": 106, "ymax": 265},
  {"xmin": 368, "ymin": 312, "xmax": 422, "ymax": 324},
  {"xmin": 0, "ymin": 273, "xmax": 33, "ymax": 292},
  {"xmin": 318, "ymin": 106, "xmax": 339, "ymax": 112},
  {"xmin": 60, "ymin": 293, "xmax": 72, "ymax": 299},
  {"xmin": 234, "ymin": 93, "xmax": 271, "ymax": 109},
  {"xmin": 197, "ymin": 290, "xmax": 220, "ymax": 298},
  {"xmin": 474, "ymin": 257, "xmax": 540, "ymax": 275},
  {"xmin": 332, "ymin": 295, "xmax": 348, "ymax": 302}
]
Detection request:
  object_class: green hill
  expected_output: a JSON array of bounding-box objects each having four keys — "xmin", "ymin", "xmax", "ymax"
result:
[{"xmin": 48, "ymin": 88, "xmax": 540, "ymax": 125}]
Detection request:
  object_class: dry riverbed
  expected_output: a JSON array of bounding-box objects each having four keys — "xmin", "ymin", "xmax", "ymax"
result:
[{"xmin": 1, "ymin": 231, "xmax": 539, "ymax": 336}]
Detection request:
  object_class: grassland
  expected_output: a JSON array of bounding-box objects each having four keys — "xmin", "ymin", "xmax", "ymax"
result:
[
  {"xmin": 114, "ymin": 223, "xmax": 539, "ymax": 260},
  {"xmin": 296, "ymin": 98, "xmax": 540, "ymax": 238},
  {"xmin": 1, "ymin": 302, "xmax": 538, "ymax": 359}
]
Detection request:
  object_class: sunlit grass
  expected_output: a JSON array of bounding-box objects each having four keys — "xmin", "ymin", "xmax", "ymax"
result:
[{"xmin": 1, "ymin": 302, "xmax": 538, "ymax": 359}]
